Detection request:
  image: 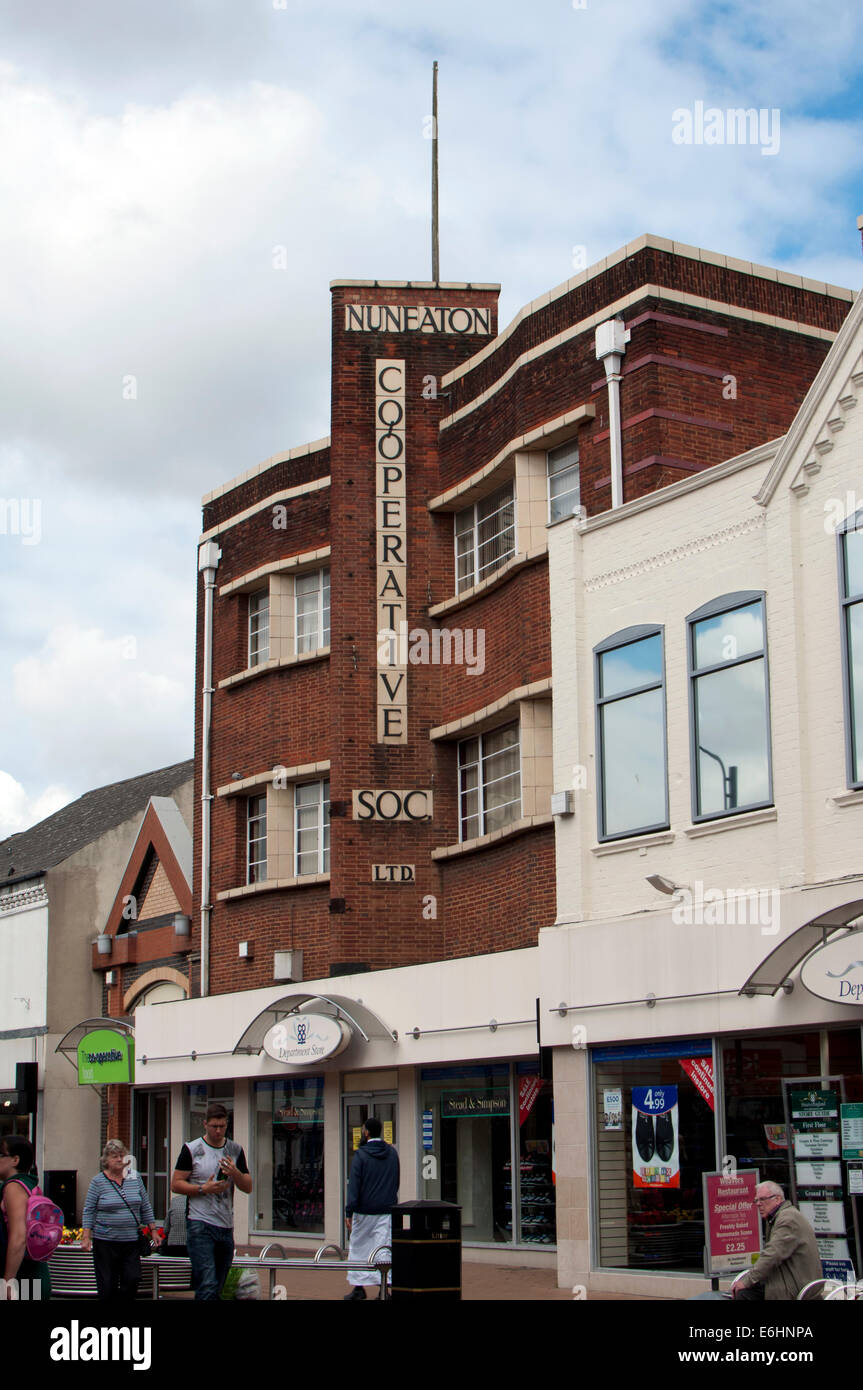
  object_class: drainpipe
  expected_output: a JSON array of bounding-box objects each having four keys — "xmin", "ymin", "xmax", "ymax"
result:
[
  {"xmin": 198, "ymin": 539, "xmax": 222, "ymax": 997},
  {"xmin": 595, "ymin": 317, "xmax": 630, "ymax": 509}
]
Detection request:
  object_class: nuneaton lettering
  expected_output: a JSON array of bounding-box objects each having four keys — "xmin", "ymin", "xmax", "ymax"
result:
[{"xmin": 346, "ymin": 304, "xmax": 492, "ymax": 335}]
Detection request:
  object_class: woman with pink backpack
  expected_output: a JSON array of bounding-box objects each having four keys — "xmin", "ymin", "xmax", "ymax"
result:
[{"xmin": 0, "ymin": 1135, "xmax": 55, "ymax": 1299}]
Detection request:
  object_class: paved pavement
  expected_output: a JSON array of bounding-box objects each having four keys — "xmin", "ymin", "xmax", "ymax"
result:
[{"xmin": 253, "ymin": 1255, "xmax": 649, "ymax": 1301}]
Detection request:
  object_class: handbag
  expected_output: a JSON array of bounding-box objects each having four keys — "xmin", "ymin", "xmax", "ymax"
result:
[{"xmin": 102, "ymin": 1174, "xmax": 155, "ymax": 1257}]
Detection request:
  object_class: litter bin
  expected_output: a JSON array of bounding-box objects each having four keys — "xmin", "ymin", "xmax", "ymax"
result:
[
  {"xmin": 390, "ymin": 1199, "xmax": 461, "ymax": 1300},
  {"xmin": 44, "ymin": 1170, "xmax": 77, "ymax": 1228}
]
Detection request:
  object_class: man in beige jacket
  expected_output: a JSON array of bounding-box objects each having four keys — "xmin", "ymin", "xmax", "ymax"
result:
[{"xmin": 734, "ymin": 1181, "xmax": 822, "ymax": 1300}]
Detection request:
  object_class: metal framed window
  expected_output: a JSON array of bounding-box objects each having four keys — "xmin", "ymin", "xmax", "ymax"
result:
[
  {"xmin": 458, "ymin": 722, "xmax": 521, "ymax": 841},
  {"xmin": 247, "ymin": 795, "xmax": 268, "ymax": 884},
  {"xmin": 838, "ymin": 514, "xmax": 863, "ymax": 787},
  {"xmin": 295, "ymin": 569, "xmax": 331, "ymax": 654},
  {"xmin": 548, "ymin": 440, "xmax": 581, "ymax": 523},
  {"xmin": 295, "ymin": 779, "xmax": 330, "ymax": 876},
  {"xmin": 455, "ymin": 483, "xmax": 515, "ymax": 593},
  {"xmin": 248, "ymin": 589, "xmax": 270, "ymax": 667},
  {"xmin": 594, "ymin": 626, "xmax": 668, "ymax": 840},
  {"xmin": 687, "ymin": 591, "xmax": 773, "ymax": 820}
]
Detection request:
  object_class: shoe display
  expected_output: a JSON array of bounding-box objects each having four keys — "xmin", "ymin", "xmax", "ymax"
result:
[
  {"xmin": 635, "ymin": 1110, "xmax": 655, "ymax": 1162},
  {"xmin": 655, "ymin": 1110, "xmax": 674, "ymax": 1162}
]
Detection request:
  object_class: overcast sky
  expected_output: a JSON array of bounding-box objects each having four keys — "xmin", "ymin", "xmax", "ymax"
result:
[{"xmin": 1, "ymin": 0, "xmax": 861, "ymax": 837}]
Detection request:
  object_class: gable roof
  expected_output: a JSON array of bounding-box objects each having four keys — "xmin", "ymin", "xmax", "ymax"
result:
[
  {"xmin": 755, "ymin": 285, "xmax": 863, "ymax": 506},
  {"xmin": 103, "ymin": 796, "xmax": 193, "ymax": 936},
  {"xmin": 0, "ymin": 760, "xmax": 194, "ymax": 884}
]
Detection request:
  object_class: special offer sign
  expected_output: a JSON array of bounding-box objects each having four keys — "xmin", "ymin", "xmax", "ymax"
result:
[{"xmin": 702, "ymin": 1170, "xmax": 762, "ymax": 1277}]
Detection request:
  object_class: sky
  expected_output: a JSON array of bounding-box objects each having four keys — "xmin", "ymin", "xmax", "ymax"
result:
[{"xmin": 1, "ymin": 0, "xmax": 862, "ymax": 837}]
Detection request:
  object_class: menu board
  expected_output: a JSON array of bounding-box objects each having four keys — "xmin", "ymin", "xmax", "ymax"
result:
[{"xmin": 702, "ymin": 1170, "xmax": 762, "ymax": 1276}]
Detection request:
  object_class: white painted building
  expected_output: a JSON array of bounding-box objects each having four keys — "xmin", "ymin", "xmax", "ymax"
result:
[{"xmin": 543, "ymin": 283, "xmax": 863, "ymax": 1296}]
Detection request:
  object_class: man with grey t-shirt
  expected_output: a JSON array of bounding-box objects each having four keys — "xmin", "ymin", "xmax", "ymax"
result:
[{"xmin": 171, "ymin": 1103, "xmax": 252, "ymax": 1300}]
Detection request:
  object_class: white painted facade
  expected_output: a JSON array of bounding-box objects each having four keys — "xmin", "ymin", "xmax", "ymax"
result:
[{"xmin": 542, "ymin": 290, "xmax": 863, "ymax": 1295}]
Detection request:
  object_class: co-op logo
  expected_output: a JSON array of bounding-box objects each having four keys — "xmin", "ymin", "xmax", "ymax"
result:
[
  {"xmin": 825, "ymin": 960, "xmax": 863, "ymax": 1001},
  {"xmin": 801, "ymin": 936, "xmax": 863, "ymax": 1004}
]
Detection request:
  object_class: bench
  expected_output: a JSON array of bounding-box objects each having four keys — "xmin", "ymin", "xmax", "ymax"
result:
[
  {"xmin": 205, "ymin": 1242, "xmax": 392, "ymax": 1301},
  {"xmin": 47, "ymin": 1245, "xmax": 194, "ymax": 1298},
  {"xmin": 49, "ymin": 1242, "xmax": 391, "ymax": 1301}
]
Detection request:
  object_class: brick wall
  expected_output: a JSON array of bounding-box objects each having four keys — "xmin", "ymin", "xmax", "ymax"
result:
[{"xmin": 192, "ymin": 254, "xmax": 852, "ymax": 994}]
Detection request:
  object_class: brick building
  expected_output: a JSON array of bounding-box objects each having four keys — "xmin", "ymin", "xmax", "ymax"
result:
[
  {"xmin": 0, "ymin": 760, "xmax": 192, "ymax": 1224},
  {"xmin": 134, "ymin": 235, "xmax": 856, "ymax": 1277}
]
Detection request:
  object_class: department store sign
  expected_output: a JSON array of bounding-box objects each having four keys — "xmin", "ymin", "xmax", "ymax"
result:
[
  {"xmin": 346, "ymin": 305, "xmax": 492, "ymax": 335},
  {"xmin": 263, "ymin": 1015, "xmax": 351, "ymax": 1066},
  {"xmin": 800, "ymin": 934, "xmax": 863, "ymax": 1004}
]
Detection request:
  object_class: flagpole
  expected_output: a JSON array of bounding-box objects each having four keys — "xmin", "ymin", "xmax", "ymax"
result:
[{"xmin": 431, "ymin": 61, "xmax": 440, "ymax": 283}]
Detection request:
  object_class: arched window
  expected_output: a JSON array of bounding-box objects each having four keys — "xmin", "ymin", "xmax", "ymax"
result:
[
  {"xmin": 687, "ymin": 591, "xmax": 773, "ymax": 819},
  {"xmin": 594, "ymin": 625, "xmax": 668, "ymax": 840}
]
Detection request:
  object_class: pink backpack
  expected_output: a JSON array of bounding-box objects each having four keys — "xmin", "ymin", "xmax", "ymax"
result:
[{"xmin": 6, "ymin": 1179, "xmax": 64, "ymax": 1261}]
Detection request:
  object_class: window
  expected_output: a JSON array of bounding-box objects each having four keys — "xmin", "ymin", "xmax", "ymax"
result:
[
  {"xmin": 295, "ymin": 569, "xmax": 330, "ymax": 654},
  {"xmin": 455, "ymin": 484, "xmax": 515, "ymax": 593},
  {"xmin": 247, "ymin": 795, "xmax": 267, "ymax": 883},
  {"xmin": 458, "ymin": 723, "xmax": 521, "ymax": 840},
  {"xmin": 295, "ymin": 779, "xmax": 329, "ymax": 875},
  {"xmin": 595, "ymin": 627, "xmax": 668, "ymax": 839},
  {"xmin": 688, "ymin": 592, "xmax": 772, "ymax": 819},
  {"xmin": 547, "ymin": 440, "xmax": 580, "ymax": 522},
  {"xmin": 839, "ymin": 519, "xmax": 863, "ymax": 786},
  {"xmin": 248, "ymin": 590, "xmax": 270, "ymax": 666}
]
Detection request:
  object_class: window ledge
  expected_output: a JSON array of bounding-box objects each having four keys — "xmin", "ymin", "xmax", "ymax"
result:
[
  {"xmin": 432, "ymin": 813, "xmax": 553, "ymax": 861},
  {"xmin": 429, "ymin": 549, "xmax": 547, "ymax": 618},
  {"xmin": 591, "ymin": 830, "xmax": 675, "ymax": 856},
  {"xmin": 219, "ymin": 647, "xmax": 330, "ymax": 689},
  {"xmin": 429, "ymin": 677, "xmax": 552, "ymax": 742},
  {"xmin": 217, "ymin": 873, "xmax": 330, "ymax": 901},
  {"xmin": 683, "ymin": 807, "xmax": 777, "ymax": 838},
  {"xmin": 217, "ymin": 760, "xmax": 330, "ymax": 799},
  {"xmin": 831, "ymin": 789, "xmax": 863, "ymax": 807}
]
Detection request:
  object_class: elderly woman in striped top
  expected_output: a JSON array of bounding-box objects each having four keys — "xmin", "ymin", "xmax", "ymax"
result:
[{"xmin": 81, "ymin": 1140, "xmax": 161, "ymax": 1301}]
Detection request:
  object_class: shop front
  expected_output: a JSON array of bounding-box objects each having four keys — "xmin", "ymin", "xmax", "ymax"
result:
[
  {"xmin": 131, "ymin": 946, "xmax": 557, "ymax": 1263},
  {"xmin": 588, "ymin": 1026, "xmax": 863, "ymax": 1281}
]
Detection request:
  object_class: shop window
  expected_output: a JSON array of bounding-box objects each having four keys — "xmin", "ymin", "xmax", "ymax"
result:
[
  {"xmin": 295, "ymin": 779, "xmax": 329, "ymax": 876},
  {"xmin": 185, "ymin": 1083, "xmax": 235, "ymax": 1139},
  {"xmin": 253, "ymin": 1079, "xmax": 324, "ymax": 1235},
  {"xmin": 514, "ymin": 1065, "xmax": 557, "ymax": 1246},
  {"xmin": 420, "ymin": 1064, "xmax": 512, "ymax": 1244},
  {"xmin": 295, "ymin": 568, "xmax": 331, "ymax": 654},
  {"xmin": 547, "ymin": 440, "xmax": 581, "ymax": 523},
  {"xmin": 592, "ymin": 1041, "xmax": 716, "ymax": 1273},
  {"xmin": 595, "ymin": 626, "xmax": 668, "ymax": 839},
  {"xmin": 722, "ymin": 1032, "xmax": 822, "ymax": 1191},
  {"xmin": 247, "ymin": 794, "xmax": 267, "ymax": 883},
  {"xmin": 839, "ymin": 519, "xmax": 863, "ymax": 786},
  {"xmin": 687, "ymin": 592, "xmax": 772, "ymax": 819},
  {"xmin": 419, "ymin": 1063, "xmax": 556, "ymax": 1247},
  {"xmin": 248, "ymin": 589, "xmax": 270, "ymax": 666},
  {"xmin": 458, "ymin": 723, "xmax": 521, "ymax": 841},
  {"xmin": 455, "ymin": 483, "xmax": 515, "ymax": 593}
]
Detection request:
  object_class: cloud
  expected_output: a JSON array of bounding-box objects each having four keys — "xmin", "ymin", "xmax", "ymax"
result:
[
  {"xmin": 11, "ymin": 625, "xmax": 191, "ymax": 789},
  {"xmin": 0, "ymin": 773, "xmax": 73, "ymax": 840},
  {"xmin": 0, "ymin": 0, "xmax": 861, "ymax": 824}
]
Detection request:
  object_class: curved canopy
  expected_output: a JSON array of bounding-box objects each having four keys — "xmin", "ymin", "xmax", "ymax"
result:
[
  {"xmin": 233, "ymin": 993, "xmax": 397, "ymax": 1055},
  {"xmin": 740, "ymin": 900, "xmax": 863, "ymax": 996},
  {"xmin": 55, "ymin": 1016, "xmax": 134, "ymax": 1068}
]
